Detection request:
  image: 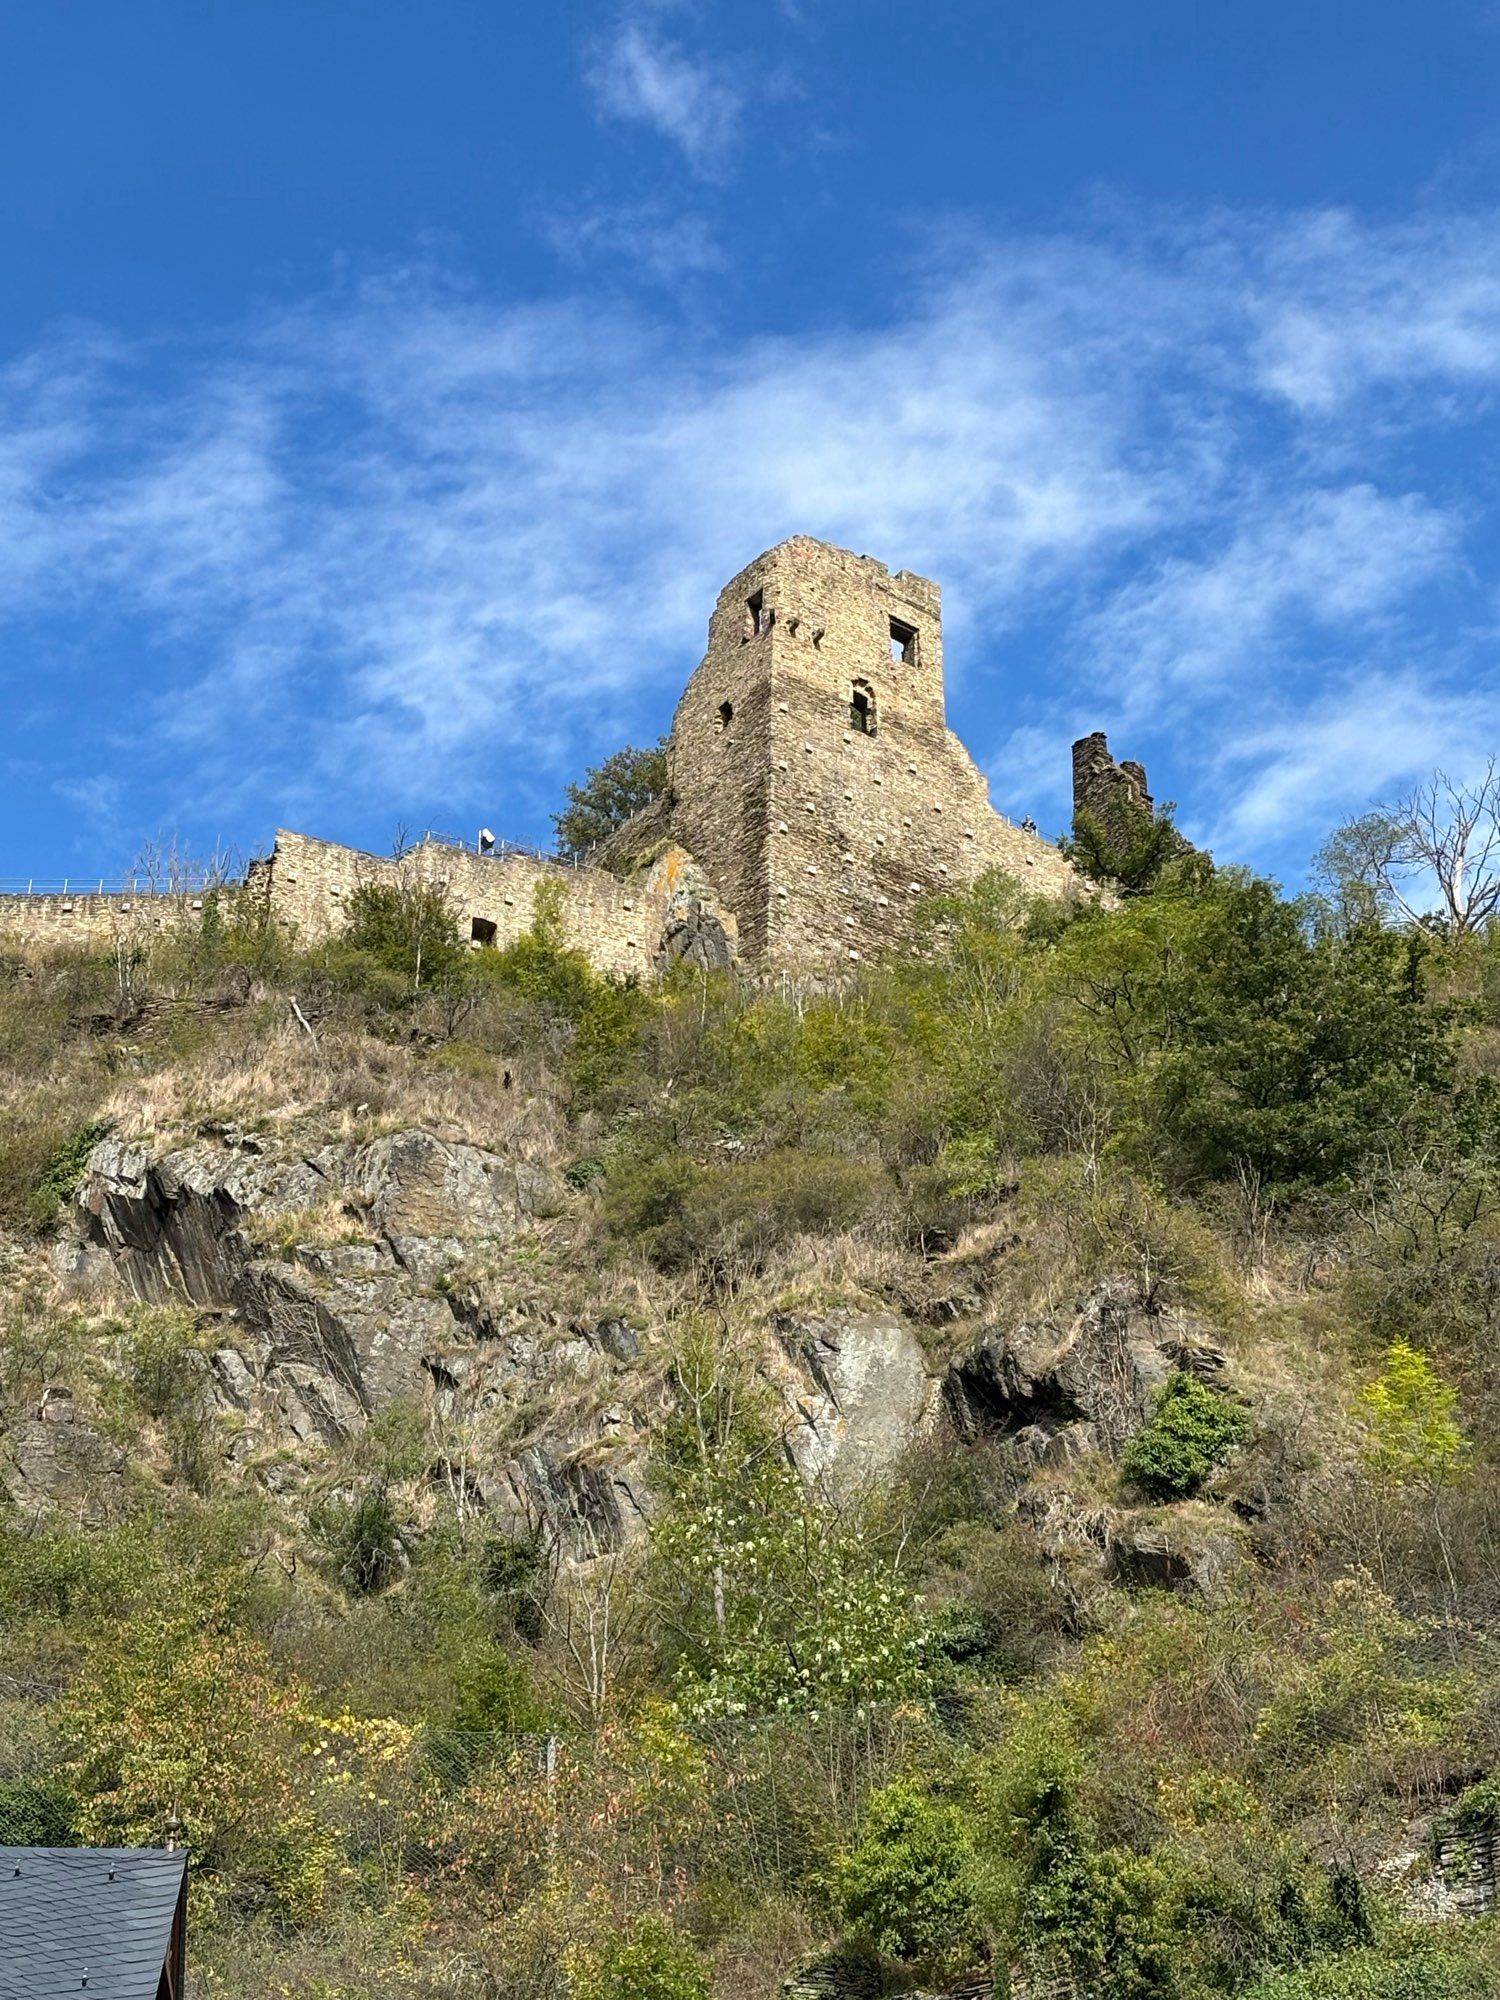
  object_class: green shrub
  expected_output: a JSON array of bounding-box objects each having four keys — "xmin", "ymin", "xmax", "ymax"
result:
[
  {"xmin": 1121, "ymin": 1371, "xmax": 1249, "ymax": 1500},
  {"xmin": 122, "ymin": 1304, "xmax": 211, "ymax": 1421},
  {"xmin": 580, "ymin": 1915, "xmax": 710, "ymax": 2000},
  {"xmin": 1441, "ymin": 1770, "xmax": 1500, "ymax": 1836},
  {"xmin": 30, "ymin": 1117, "xmax": 111, "ymax": 1224},
  {"xmin": 1242, "ymin": 1937, "xmax": 1495, "ymax": 1998},
  {"xmin": 836, "ymin": 1779, "xmax": 980, "ymax": 1965},
  {"xmin": 343, "ymin": 878, "xmax": 464, "ymax": 988},
  {"xmin": 311, "ymin": 1482, "xmax": 406, "ymax": 1595},
  {"xmin": 0, "ymin": 1777, "xmax": 80, "ymax": 1846}
]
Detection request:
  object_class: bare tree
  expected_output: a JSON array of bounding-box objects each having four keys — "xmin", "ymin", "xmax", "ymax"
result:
[
  {"xmin": 1317, "ymin": 762, "xmax": 1500, "ymax": 939},
  {"xmin": 543, "ymin": 1552, "xmax": 646, "ymax": 1727}
]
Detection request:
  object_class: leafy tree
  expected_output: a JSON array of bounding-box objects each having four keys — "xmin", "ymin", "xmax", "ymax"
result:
[
  {"xmin": 1067, "ymin": 793, "xmax": 1193, "ymax": 897},
  {"xmin": 1360, "ymin": 1340, "xmax": 1470, "ymax": 1615},
  {"xmin": 342, "ymin": 876, "xmax": 464, "ymax": 989},
  {"xmin": 579, "ymin": 1916, "xmax": 710, "ymax": 2000},
  {"xmin": 1360, "ymin": 1340, "xmax": 1468, "ymax": 1488},
  {"xmin": 647, "ymin": 1336, "xmax": 934, "ymax": 1717},
  {"xmin": 1316, "ymin": 764, "xmax": 1500, "ymax": 941},
  {"xmin": 1122, "ymin": 1371, "xmax": 1249, "ymax": 1501},
  {"xmin": 1053, "ymin": 872, "xmax": 1451, "ymax": 1192},
  {"xmin": 56, "ymin": 1611, "xmax": 329, "ymax": 1912},
  {"xmin": 1003, "ymin": 1747, "xmax": 1181, "ymax": 2000},
  {"xmin": 554, "ymin": 739, "xmax": 670, "ymax": 862}
]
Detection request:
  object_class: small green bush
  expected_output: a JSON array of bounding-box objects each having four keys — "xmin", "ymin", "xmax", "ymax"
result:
[
  {"xmin": 1242, "ymin": 1937, "xmax": 1495, "ymax": 1999},
  {"xmin": 581, "ymin": 1916, "xmax": 710, "ymax": 2000},
  {"xmin": 1121, "ymin": 1370, "xmax": 1249, "ymax": 1500},
  {"xmin": 123, "ymin": 1304, "xmax": 210, "ymax": 1421},
  {"xmin": 1441, "ymin": 1770, "xmax": 1500, "ymax": 1836},
  {"xmin": 343, "ymin": 879, "xmax": 464, "ymax": 989},
  {"xmin": 30, "ymin": 1117, "xmax": 111, "ymax": 1224},
  {"xmin": 836, "ymin": 1779, "xmax": 980, "ymax": 1966},
  {"xmin": 311, "ymin": 1482, "xmax": 406, "ymax": 1595}
]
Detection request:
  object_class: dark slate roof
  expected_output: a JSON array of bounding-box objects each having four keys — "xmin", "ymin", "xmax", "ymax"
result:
[{"xmin": 0, "ymin": 1847, "xmax": 185, "ymax": 1999}]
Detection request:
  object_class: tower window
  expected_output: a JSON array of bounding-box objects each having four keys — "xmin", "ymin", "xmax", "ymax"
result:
[
  {"xmin": 744, "ymin": 589, "xmax": 769, "ymax": 640},
  {"xmin": 471, "ymin": 916, "xmax": 497, "ymax": 947},
  {"xmin": 849, "ymin": 682, "xmax": 876, "ymax": 734},
  {"xmin": 718, "ymin": 699, "xmax": 734, "ymax": 729},
  {"xmin": 889, "ymin": 618, "xmax": 918, "ymax": 665}
]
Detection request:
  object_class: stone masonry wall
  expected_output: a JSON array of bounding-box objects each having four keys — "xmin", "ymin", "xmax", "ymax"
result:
[
  {"xmin": 1072, "ymin": 732, "xmax": 1154, "ymax": 843},
  {"xmin": 5, "ymin": 538, "xmax": 1095, "ymax": 981},
  {"xmin": 670, "ymin": 537, "xmax": 1079, "ymax": 971},
  {"xmin": 260, "ymin": 830, "xmax": 697, "ymax": 981},
  {"xmin": 0, "ymin": 890, "xmax": 210, "ymax": 951}
]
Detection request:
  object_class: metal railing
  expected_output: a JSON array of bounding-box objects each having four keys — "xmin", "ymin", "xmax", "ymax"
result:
[
  {"xmin": 0, "ymin": 879, "xmax": 119, "ymax": 897},
  {"xmin": 416, "ymin": 831, "xmax": 591, "ymax": 869},
  {"xmin": 0, "ymin": 879, "xmax": 216, "ymax": 898}
]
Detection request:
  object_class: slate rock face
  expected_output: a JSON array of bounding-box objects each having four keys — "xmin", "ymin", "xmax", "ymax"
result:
[
  {"xmin": 48, "ymin": 1130, "xmax": 650, "ymax": 1555},
  {"xmin": 4, "ymin": 1391, "xmax": 126, "ymax": 1522},
  {"xmin": 944, "ymin": 1277, "xmax": 1220, "ymax": 1460},
  {"xmin": 656, "ymin": 901, "xmax": 736, "ymax": 972},
  {"xmin": 776, "ymin": 1309, "xmax": 933, "ymax": 1491},
  {"xmin": 75, "ymin": 1130, "xmax": 555, "ymax": 1304},
  {"xmin": 1104, "ymin": 1509, "xmax": 1245, "ymax": 1601}
]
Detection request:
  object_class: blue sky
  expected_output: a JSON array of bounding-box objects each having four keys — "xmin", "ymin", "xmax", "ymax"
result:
[{"xmin": 7, "ymin": 1, "xmax": 1500, "ymax": 886}]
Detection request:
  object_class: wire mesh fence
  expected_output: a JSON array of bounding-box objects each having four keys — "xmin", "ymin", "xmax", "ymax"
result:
[{"xmin": 0, "ymin": 1701, "xmax": 946, "ymax": 1895}]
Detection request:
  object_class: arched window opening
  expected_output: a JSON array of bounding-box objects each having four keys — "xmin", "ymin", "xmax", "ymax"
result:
[
  {"xmin": 718, "ymin": 700, "xmax": 734, "ymax": 729},
  {"xmin": 850, "ymin": 683, "xmax": 876, "ymax": 735}
]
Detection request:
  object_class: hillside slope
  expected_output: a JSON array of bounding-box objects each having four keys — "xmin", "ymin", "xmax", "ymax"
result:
[{"xmin": 2, "ymin": 865, "xmax": 1499, "ymax": 1998}]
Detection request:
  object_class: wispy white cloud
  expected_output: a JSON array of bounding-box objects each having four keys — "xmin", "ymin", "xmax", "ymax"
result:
[
  {"xmin": 539, "ymin": 198, "xmax": 726, "ymax": 282},
  {"xmin": 1208, "ymin": 669, "xmax": 1500, "ymax": 851},
  {"xmin": 1085, "ymin": 483, "xmax": 1462, "ymax": 713},
  {"xmin": 8, "ymin": 205, "xmax": 1500, "ymax": 868},
  {"xmin": 1245, "ymin": 209, "xmax": 1500, "ymax": 412},
  {"xmin": 583, "ymin": 10, "xmax": 745, "ymax": 175}
]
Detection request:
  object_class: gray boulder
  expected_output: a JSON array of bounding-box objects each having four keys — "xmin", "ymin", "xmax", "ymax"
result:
[
  {"xmin": 4, "ymin": 1390, "xmax": 126, "ymax": 1522},
  {"xmin": 776, "ymin": 1309, "xmax": 933, "ymax": 1491}
]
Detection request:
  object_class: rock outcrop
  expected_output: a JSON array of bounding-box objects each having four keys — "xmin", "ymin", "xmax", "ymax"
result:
[
  {"xmin": 30, "ymin": 1133, "xmax": 1243, "ymax": 1588},
  {"xmin": 50, "ymin": 1128, "xmax": 655, "ymax": 1554},
  {"xmin": 775, "ymin": 1309, "xmax": 934, "ymax": 1491},
  {"xmin": 944, "ymin": 1277, "xmax": 1225, "ymax": 1462}
]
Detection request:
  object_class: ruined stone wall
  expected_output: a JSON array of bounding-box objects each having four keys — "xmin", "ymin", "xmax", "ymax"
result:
[
  {"xmin": 668, "ymin": 562, "xmax": 778, "ymax": 962},
  {"xmin": 6, "ymin": 538, "xmax": 1092, "ymax": 982},
  {"xmin": 0, "ymin": 890, "xmax": 209, "ymax": 951},
  {"xmin": 670, "ymin": 536, "xmax": 1079, "ymax": 971},
  {"xmin": 1072, "ymin": 732, "xmax": 1154, "ymax": 842},
  {"xmin": 261, "ymin": 830, "xmax": 709, "ymax": 980}
]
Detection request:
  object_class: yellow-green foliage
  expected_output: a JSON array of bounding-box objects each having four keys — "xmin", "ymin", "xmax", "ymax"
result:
[{"xmin": 5, "ymin": 827, "xmax": 1500, "ymax": 1997}]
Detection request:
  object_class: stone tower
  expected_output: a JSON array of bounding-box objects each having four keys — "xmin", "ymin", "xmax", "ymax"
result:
[{"xmin": 669, "ymin": 536, "xmax": 1074, "ymax": 968}]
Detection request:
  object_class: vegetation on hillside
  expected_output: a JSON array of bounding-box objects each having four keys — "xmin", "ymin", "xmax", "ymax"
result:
[{"xmin": 2, "ymin": 798, "xmax": 1500, "ymax": 1996}]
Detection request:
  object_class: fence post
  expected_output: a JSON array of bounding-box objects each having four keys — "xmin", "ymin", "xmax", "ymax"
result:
[{"xmin": 545, "ymin": 1733, "xmax": 559, "ymax": 1865}]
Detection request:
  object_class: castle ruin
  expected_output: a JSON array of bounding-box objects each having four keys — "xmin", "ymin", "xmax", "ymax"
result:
[{"xmin": 0, "ymin": 537, "xmax": 1155, "ymax": 975}]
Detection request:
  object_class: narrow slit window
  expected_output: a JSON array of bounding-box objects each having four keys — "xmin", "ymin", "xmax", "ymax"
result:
[
  {"xmin": 889, "ymin": 618, "xmax": 918, "ymax": 665},
  {"xmin": 471, "ymin": 916, "xmax": 497, "ymax": 947},
  {"xmin": 849, "ymin": 682, "xmax": 876, "ymax": 734},
  {"xmin": 718, "ymin": 699, "xmax": 734, "ymax": 729},
  {"xmin": 744, "ymin": 589, "xmax": 768, "ymax": 640}
]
